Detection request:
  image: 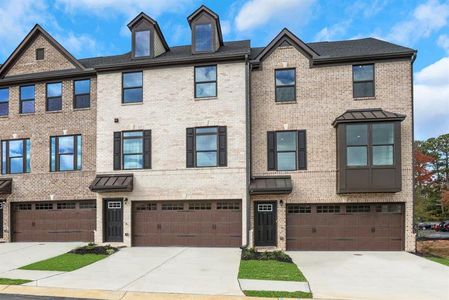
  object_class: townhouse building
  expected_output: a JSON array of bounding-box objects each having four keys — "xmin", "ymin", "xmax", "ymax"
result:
[{"xmin": 0, "ymin": 5, "xmax": 416, "ymax": 251}]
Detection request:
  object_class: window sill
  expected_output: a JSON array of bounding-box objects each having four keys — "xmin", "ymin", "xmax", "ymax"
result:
[
  {"xmin": 194, "ymin": 96, "xmax": 218, "ymax": 101},
  {"xmin": 354, "ymin": 96, "xmax": 376, "ymax": 101},
  {"xmin": 275, "ymin": 101, "xmax": 297, "ymax": 105},
  {"xmin": 46, "ymin": 110, "xmax": 63, "ymax": 114},
  {"xmin": 121, "ymin": 102, "xmax": 143, "ymax": 106},
  {"xmin": 18, "ymin": 113, "xmax": 35, "ymax": 116},
  {"xmin": 0, "ymin": 115, "xmax": 9, "ymax": 119},
  {"xmin": 73, "ymin": 107, "xmax": 91, "ymax": 112}
]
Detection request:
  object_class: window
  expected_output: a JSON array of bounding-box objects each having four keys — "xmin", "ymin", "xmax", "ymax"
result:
[
  {"xmin": 113, "ymin": 130, "xmax": 151, "ymax": 170},
  {"xmin": 287, "ymin": 205, "xmax": 311, "ymax": 214},
  {"xmin": 195, "ymin": 65, "xmax": 217, "ymax": 98},
  {"xmin": 135, "ymin": 30, "xmax": 151, "ymax": 57},
  {"xmin": 186, "ymin": 126, "xmax": 227, "ymax": 168},
  {"xmin": 217, "ymin": 201, "xmax": 240, "ymax": 210},
  {"xmin": 346, "ymin": 123, "xmax": 394, "ymax": 167},
  {"xmin": 15, "ymin": 203, "xmax": 32, "ymax": 211},
  {"xmin": 122, "ymin": 131, "xmax": 144, "ymax": 170},
  {"xmin": 1, "ymin": 139, "xmax": 31, "ymax": 175},
  {"xmin": 346, "ymin": 124, "xmax": 368, "ymax": 166},
  {"xmin": 0, "ymin": 88, "xmax": 9, "ymax": 116},
  {"xmin": 346, "ymin": 205, "xmax": 371, "ymax": 213},
  {"xmin": 35, "ymin": 203, "xmax": 53, "ymax": 210},
  {"xmin": 317, "ymin": 205, "xmax": 340, "ymax": 213},
  {"xmin": 122, "ymin": 72, "xmax": 143, "ymax": 103},
  {"xmin": 161, "ymin": 203, "xmax": 184, "ymax": 210},
  {"xmin": 135, "ymin": 203, "xmax": 157, "ymax": 211},
  {"xmin": 46, "ymin": 82, "xmax": 62, "ymax": 111},
  {"xmin": 36, "ymin": 48, "xmax": 45, "ymax": 60},
  {"xmin": 257, "ymin": 204, "xmax": 273, "ymax": 212},
  {"xmin": 353, "ymin": 64, "xmax": 374, "ymax": 98},
  {"xmin": 372, "ymin": 123, "xmax": 394, "ymax": 166},
  {"xmin": 79, "ymin": 201, "xmax": 96, "ymax": 209},
  {"xmin": 57, "ymin": 202, "xmax": 76, "ymax": 210},
  {"xmin": 50, "ymin": 135, "xmax": 82, "ymax": 172},
  {"xmin": 108, "ymin": 201, "xmax": 122, "ymax": 209},
  {"xmin": 275, "ymin": 69, "xmax": 296, "ymax": 102},
  {"xmin": 375, "ymin": 204, "xmax": 401, "ymax": 213},
  {"xmin": 189, "ymin": 202, "xmax": 211, "ymax": 210},
  {"xmin": 194, "ymin": 24, "xmax": 213, "ymax": 52},
  {"xmin": 74, "ymin": 79, "xmax": 90, "ymax": 109},
  {"xmin": 267, "ymin": 130, "xmax": 306, "ymax": 171},
  {"xmin": 20, "ymin": 85, "xmax": 35, "ymax": 114}
]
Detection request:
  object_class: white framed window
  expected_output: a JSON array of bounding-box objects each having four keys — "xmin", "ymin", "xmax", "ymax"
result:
[
  {"xmin": 108, "ymin": 201, "xmax": 122, "ymax": 209},
  {"xmin": 258, "ymin": 204, "xmax": 273, "ymax": 212}
]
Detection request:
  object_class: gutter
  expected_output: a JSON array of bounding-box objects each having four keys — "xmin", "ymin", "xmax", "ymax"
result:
[{"xmin": 0, "ymin": 69, "xmax": 96, "ymax": 87}]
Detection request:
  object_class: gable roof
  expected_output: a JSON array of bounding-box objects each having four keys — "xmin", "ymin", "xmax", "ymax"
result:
[
  {"xmin": 127, "ymin": 12, "xmax": 169, "ymax": 51},
  {"xmin": 332, "ymin": 108, "xmax": 406, "ymax": 127},
  {"xmin": 251, "ymin": 28, "xmax": 319, "ymax": 64},
  {"xmin": 0, "ymin": 24, "xmax": 85, "ymax": 78},
  {"xmin": 187, "ymin": 5, "xmax": 224, "ymax": 47}
]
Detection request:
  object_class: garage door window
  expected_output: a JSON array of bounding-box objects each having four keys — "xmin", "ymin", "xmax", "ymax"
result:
[
  {"xmin": 15, "ymin": 203, "xmax": 31, "ymax": 211},
  {"xmin": 317, "ymin": 205, "xmax": 340, "ymax": 213},
  {"xmin": 57, "ymin": 202, "xmax": 76, "ymax": 209},
  {"xmin": 161, "ymin": 203, "xmax": 184, "ymax": 210},
  {"xmin": 189, "ymin": 202, "xmax": 211, "ymax": 210},
  {"xmin": 217, "ymin": 201, "xmax": 240, "ymax": 210},
  {"xmin": 1, "ymin": 139, "xmax": 31, "ymax": 174},
  {"xmin": 287, "ymin": 205, "xmax": 311, "ymax": 213},
  {"xmin": 135, "ymin": 203, "xmax": 157, "ymax": 211},
  {"xmin": 50, "ymin": 135, "xmax": 82, "ymax": 172},
  {"xmin": 346, "ymin": 205, "xmax": 370, "ymax": 213},
  {"xmin": 35, "ymin": 203, "xmax": 53, "ymax": 210},
  {"xmin": 375, "ymin": 204, "xmax": 401, "ymax": 213},
  {"xmin": 79, "ymin": 201, "xmax": 96, "ymax": 209}
]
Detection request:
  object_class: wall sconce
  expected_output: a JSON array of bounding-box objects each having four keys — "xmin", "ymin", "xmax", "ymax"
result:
[
  {"xmin": 124, "ymin": 198, "xmax": 128, "ymax": 204},
  {"xmin": 280, "ymin": 200, "xmax": 284, "ymax": 206},
  {"xmin": 114, "ymin": 118, "xmax": 119, "ymax": 123}
]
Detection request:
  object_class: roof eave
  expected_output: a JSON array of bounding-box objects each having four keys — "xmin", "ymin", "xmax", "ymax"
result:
[{"xmin": 313, "ymin": 51, "xmax": 416, "ymax": 66}]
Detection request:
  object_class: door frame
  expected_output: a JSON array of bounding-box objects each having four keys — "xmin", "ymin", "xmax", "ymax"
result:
[
  {"xmin": 103, "ymin": 198, "xmax": 124, "ymax": 243},
  {"xmin": 254, "ymin": 201, "xmax": 277, "ymax": 247},
  {"xmin": 0, "ymin": 202, "xmax": 3, "ymax": 239}
]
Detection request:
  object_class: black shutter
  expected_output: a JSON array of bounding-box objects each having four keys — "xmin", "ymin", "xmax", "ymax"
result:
[
  {"xmin": 186, "ymin": 128, "xmax": 195, "ymax": 168},
  {"xmin": 298, "ymin": 130, "xmax": 307, "ymax": 170},
  {"xmin": 143, "ymin": 130, "xmax": 151, "ymax": 169},
  {"xmin": 267, "ymin": 131, "xmax": 276, "ymax": 171},
  {"xmin": 113, "ymin": 132, "xmax": 122, "ymax": 170},
  {"xmin": 218, "ymin": 126, "xmax": 227, "ymax": 167}
]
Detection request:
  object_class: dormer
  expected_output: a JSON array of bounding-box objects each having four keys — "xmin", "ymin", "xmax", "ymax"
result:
[
  {"xmin": 127, "ymin": 12, "xmax": 169, "ymax": 59},
  {"xmin": 187, "ymin": 5, "xmax": 224, "ymax": 54}
]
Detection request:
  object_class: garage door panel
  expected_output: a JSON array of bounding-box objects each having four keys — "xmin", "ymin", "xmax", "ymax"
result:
[{"xmin": 287, "ymin": 203, "xmax": 404, "ymax": 251}]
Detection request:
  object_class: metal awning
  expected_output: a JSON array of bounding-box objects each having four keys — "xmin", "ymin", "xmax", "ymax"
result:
[
  {"xmin": 332, "ymin": 108, "xmax": 406, "ymax": 127},
  {"xmin": 89, "ymin": 174, "xmax": 133, "ymax": 193},
  {"xmin": 250, "ymin": 176, "xmax": 293, "ymax": 195},
  {"xmin": 0, "ymin": 178, "xmax": 12, "ymax": 195}
]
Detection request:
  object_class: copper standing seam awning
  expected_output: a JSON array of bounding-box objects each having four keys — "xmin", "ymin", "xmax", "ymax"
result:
[
  {"xmin": 250, "ymin": 176, "xmax": 293, "ymax": 195},
  {"xmin": 332, "ymin": 108, "xmax": 406, "ymax": 127},
  {"xmin": 0, "ymin": 178, "xmax": 12, "ymax": 195},
  {"xmin": 89, "ymin": 174, "xmax": 133, "ymax": 193}
]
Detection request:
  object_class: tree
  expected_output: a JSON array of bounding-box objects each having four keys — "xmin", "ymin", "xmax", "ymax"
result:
[{"xmin": 415, "ymin": 149, "xmax": 435, "ymax": 186}]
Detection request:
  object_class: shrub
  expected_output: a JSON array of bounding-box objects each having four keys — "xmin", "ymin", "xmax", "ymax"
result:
[
  {"xmin": 241, "ymin": 248, "xmax": 293, "ymax": 263},
  {"xmin": 70, "ymin": 244, "xmax": 118, "ymax": 255}
]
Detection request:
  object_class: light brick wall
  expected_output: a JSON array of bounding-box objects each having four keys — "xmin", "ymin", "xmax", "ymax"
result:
[
  {"xmin": 0, "ymin": 77, "xmax": 97, "ymax": 242},
  {"xmin": 250, "ymin": 45, "xmax": 415, "ymax": 251},
  {"xmin": 5, "ymin": 34, "xmax": 77, "ymax": 77},
  {"xmin": 95, "ymin": 62, "xmax": 248, "ymax": 247}
]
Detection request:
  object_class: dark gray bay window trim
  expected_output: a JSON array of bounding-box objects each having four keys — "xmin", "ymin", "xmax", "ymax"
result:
[
  {"xmin": 50, "ymin": 135, "xmax": 82, "ymax": 172},
  {"xmin": 267, "ymin": 130, "xmax": 306, "ymax": 171},
  {"xmin": 275, "ymin": 68, "xmax": 296, "ymax": 102},
  {"xmin": 73, "ymin": 78, "xmax": 91, "ymax": 109},
  {"xmin": 353, "ymin": 64, "xmax": 375, "ymax": 98},
  {"xmin": 113, "ymin": 130, "xmax": 151, "ymax": 170},
  {"xmin": 186, "ymin": 126, "xmax": 227, "ymax": 168},
  {"xmin": 194, "ymin": 65, "xmax": 217, "ymax": 98},
  {"xmin": 1, "ymin": 138, "xmax": 30, "ymax": 175}
]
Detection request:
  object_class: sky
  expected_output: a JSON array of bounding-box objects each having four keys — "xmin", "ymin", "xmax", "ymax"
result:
[{"xmin": 0, "ymin": 0, "xmax": 447, "ymax": 140}]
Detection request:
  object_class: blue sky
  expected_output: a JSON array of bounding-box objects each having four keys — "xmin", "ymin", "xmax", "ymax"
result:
[{"xmin": 0, "ymin": 0, "xmax": 447, "ymax": 140}]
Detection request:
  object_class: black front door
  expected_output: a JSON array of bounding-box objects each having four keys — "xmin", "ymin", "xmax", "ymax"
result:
[
  {"xmin": 255, "ymin": 202, "xmax": 277, "ymax": 246},
  {"xmin": 104, "ymin": 199, "xmax": 123, "ymax": 242},
  {"xmin": 0, "ymin": 202, "xmax": 3, "ymax": 239}
]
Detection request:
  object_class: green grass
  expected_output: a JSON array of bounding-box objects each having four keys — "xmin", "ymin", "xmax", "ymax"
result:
[
  {"xmin": 20, "ymin": 253, "xmax": 107, "ymax": 272},
  {"xmin": 426, "ymin": 256, "xmax": 449, "ymax": 267},
  {"xmin": 243, "ymin": 290, "xmax": 312, "ymax": 298},
  {"xmin": 238, "ymin": 260, "xmax": 307, "ymax": 282},
  {"xmin": 0, "ymin": 278, "xmax": 32, "ymax": 285}
]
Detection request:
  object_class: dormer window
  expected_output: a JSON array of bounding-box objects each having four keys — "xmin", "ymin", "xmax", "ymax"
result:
[
  {"xmin": 194, "ymin": 24, "xmax": 213, "ymax": 52},
  {"xmin": 135, "ymin": 30, "xmax": 151, "ymax": 57}
]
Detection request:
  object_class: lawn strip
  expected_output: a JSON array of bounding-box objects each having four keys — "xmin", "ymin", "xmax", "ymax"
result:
[
  {"xmin": 20, "ymin": 253, "xmax": 107, "ymax": 272},
  {"xmin": 238, "ymin": 260, "xmax": 306, "ymax": 282},
  {"xmin": 426, "ymin": 256, "xmax": 449, "ymax": 267},
  {"xmin": 0, "ymin": 278, "xmax": 32, "ymax": 285},
  {"xmin": 243, "ymin": 290, "xmax": 312, "ymax": 298}
]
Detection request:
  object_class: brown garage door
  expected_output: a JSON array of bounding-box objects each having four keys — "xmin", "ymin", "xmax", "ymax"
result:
[
  {"xmin": 132, "ymin": 200, "xmax": 242, "ymax": 247},
  {"xmin": 12, "ymin": 201, "xmax": 96, "ymax": 242},
  {"xmin": 286, "ymin": 203, "xmax": 404, "ymax": 251}
]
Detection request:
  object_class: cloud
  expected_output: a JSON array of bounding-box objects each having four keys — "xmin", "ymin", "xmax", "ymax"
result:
[
  {"xmin": 314, "ymin": 21, "xmax": 351, "ymax": 41},
  {"xmin": 235, "ymin": 0, "xmax": 315, "ymax": 32},
  {"xmin": 57, "ymin": 33, "xmax": 99, "ymax": 58},
  {"xmin": 437, "ymin": 34, "xmax": 449, "ymax": 54},
  {"xmin": 387, "ymin": 0, "xmax": 449, "ymax": 45},
  {"xmin": 346, "ymin": 0, "xmax": 388, "ymax": 18},
  {"xmin": 414, "ymin": 57, "xmax": 449, "ymax": 139}
]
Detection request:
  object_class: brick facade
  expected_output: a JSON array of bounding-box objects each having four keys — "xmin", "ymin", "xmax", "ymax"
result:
[
  {"xmin": 0, "ymin": 33, "xmax": 97, "ymax": 242},
  {"xmin": 250, "ymin": 45, "xmax": 415, "ymax": 251}
]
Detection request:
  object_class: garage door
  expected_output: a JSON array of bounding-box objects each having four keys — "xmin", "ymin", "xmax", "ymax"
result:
[
  {"xmin": 12, "ymin": 201, "xmax": 96, "ymax": 242},
  {"xmin": 132, "ymin": 200, "xmax": 242, "ymax": 247},
  {"xmin": 287, "ymin": 203, "xmax": 404, "ymax": 251}
]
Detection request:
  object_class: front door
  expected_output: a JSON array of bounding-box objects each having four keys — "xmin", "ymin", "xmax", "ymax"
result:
[
  {"xmin": 0, "ymin": 202, "xmax": 3, "ymax": 239},
  {"xmin": 104, "ymin": 199, "xmax": 123, "ymax": 243},
  {"xmin": 255, "ymin": 202, "xmax": 277, "ymax": 246}
]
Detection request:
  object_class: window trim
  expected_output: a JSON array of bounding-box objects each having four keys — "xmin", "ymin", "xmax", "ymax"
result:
[
  {"xmin": 50, "ymin": 134, "xmax": 82, "ymax": 172},
  {"xmin": 132, "ymin": 28, "xmax": 154, "ymax": 59},
  {"xmin": 122, "ymin": 71, "xmax": 143, "ymax": 104},
  {"xmin": 46, "ymin": 81, "xmax": 63, "ymax": 112},
  {"xmin": 73, "ymin": 78, "xmax": 91, "ymax": 109},
  {"xmin": 36, "ymin": 48, "xmax": 45, "ymax": 60},
  {"xmin": 19, "ymin": 84, "xmax": 35, "ymax": 114},
  {"xmin": 193, "ymin": 23, "xmax": 214, "ymax": 53},
  {"xmin": 352, "ymin": 64, "xmax": 375, "ymax": 99},
  {"xmin": 0, "ymin": 87, "xmax": 9, "ymax": 117},
  {"xmin": 1, "ymin": 138, "xmax": 30, "ymax": 175},
  {"xmin": 121, "ymin": 130, "xmax": 144, "ymax": 170},
  {"xmin": 275, "ymin": 68, "xmax": 296, "ymax": 102},
  {"xmin": 194, "ymin": 65, "xmax": 217, "ymax": 98}
]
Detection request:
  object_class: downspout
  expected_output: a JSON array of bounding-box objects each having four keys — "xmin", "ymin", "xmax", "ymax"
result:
[
  {"xmin": 242, "ymin": 53, "xmax": 251, "ymax": 249},
  {"xmin": 411, "ymin": 51, "xmax": 417, "ymax": 252}
]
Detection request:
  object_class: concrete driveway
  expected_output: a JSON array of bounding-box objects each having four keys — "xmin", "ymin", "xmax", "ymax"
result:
[
  {"xmin": 0, "ymin": 243, "xmax": 84, "ymax": 275},
  {"xmin": 32, "ymin": 247, "xmax": 243, "ymax": 296},
  {"xmin": 289, "ymin": 251, "xmax": 449, "ymax": 300}
]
